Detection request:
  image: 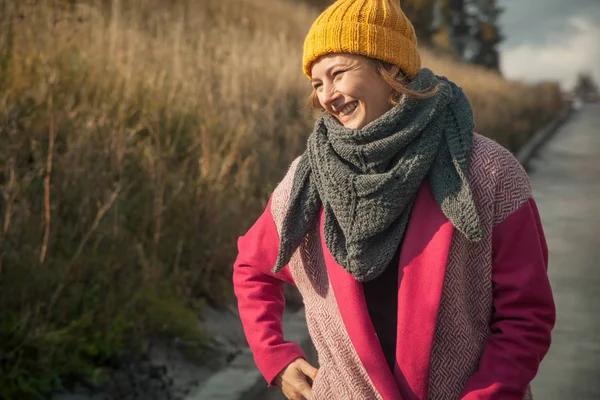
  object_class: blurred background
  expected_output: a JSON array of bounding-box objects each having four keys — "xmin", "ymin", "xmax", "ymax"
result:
[
  {"xmin": 500, "ymin": 0, "xmax": 600, "ymax": 91},
  {"xmin": 0, "ymin": 0, "xmax": 598, "ymax": 399}
]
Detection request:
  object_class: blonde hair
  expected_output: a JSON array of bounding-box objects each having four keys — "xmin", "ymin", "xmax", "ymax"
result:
[{"xmin": 307, "ymin": 57, "xmax": 439, "ymax": 110}]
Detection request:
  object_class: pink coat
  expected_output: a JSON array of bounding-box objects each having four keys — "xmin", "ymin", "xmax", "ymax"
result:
[{"xmin": 233, "ymin": 134, "xmax": 555, "ymax": 399}]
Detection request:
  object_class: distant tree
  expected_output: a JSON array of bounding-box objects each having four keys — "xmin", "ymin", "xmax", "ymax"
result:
[
  {"xmin": 436, "ymin": 0, "xmax": 468, "ymax": 55},
  {"xmin": 401, "ymin": 0, "xmax": 438, "ymax": 45},
  {"xmin": 440, "ymin": 0, "xmax": 503, "ymax": 71},
  {"xmin": 470, "ymin": 0, "xmax": 503, "ymax": 70},
  {"xmin": 574, "ymin": 72, "xmax": 600, "ymax": 102}
]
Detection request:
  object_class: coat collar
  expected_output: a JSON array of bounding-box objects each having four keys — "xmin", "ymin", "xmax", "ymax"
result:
[{"xmin": 322, "ymin": 181, "xmax": 454, "ymax": 399}]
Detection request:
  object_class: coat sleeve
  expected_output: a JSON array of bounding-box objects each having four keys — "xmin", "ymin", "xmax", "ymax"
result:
[
  {"xmin": 460, "ymin": 197, "xmax": 556, "ymax": 399},
  {"xmin": 233, "ymin": 196, "xmax": 306, "ymax": 385}
]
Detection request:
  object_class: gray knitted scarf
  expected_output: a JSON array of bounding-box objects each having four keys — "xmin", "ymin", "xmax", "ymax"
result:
[{"xmin": 272, "ymin": 68, "xmax": 482, "ymax": 282}]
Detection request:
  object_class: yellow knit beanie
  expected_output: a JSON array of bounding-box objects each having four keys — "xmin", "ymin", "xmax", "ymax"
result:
[{"xmin": 302, "ymin": 0, "xmax": 421, "ymax": 79}]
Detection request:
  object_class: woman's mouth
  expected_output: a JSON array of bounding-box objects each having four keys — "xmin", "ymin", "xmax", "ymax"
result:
[
  {"xmin": 339, "ymin": 101, "xmax": 358, "ymax": 116},
  {"xmin": 335, "ymin": 101, "xmax": 358, "ymax": 125}
]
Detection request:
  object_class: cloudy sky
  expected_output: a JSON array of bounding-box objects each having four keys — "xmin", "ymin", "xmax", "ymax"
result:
[{"xmin": 498, "ymin": 0, "xmax": 600, "ymax": 90}]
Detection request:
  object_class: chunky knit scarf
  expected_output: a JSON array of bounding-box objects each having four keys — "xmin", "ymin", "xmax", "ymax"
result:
[{"xmin": 272, "ymin": 68, "xmax": 482, "ymax": 282}]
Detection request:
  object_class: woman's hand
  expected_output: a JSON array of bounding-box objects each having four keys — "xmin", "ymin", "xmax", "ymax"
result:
[{"xmin": 273, "ymin": 357, "xmax": 319, "ymax": 400}]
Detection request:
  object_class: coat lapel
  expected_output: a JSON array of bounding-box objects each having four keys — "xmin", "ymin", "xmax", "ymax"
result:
[
  {"xmin": 394, "ymin": 182, "xmax": 454, "ymax": 399},
  {"xmin": 321, "ymin": 210, "xmax": 403, "ymax": 400},
  {"xmin": 323, "ymin": 181, "xmax": 453, "ymax": 400}
]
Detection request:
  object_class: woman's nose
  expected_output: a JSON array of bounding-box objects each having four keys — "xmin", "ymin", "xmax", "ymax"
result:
[{"xmin": 321, "ymin": 83, "xmax": 340, "ymax": 107}]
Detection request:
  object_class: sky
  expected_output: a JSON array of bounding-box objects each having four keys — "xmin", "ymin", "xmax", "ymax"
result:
[{"xmin": 498, "ymin": 0, "xmax": 600, "ymax": 90}]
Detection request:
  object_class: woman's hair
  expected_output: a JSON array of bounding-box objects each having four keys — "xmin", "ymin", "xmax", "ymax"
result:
[{"xmin": 307, "ymin": 57, "xmax": 440, "ymax": 110}]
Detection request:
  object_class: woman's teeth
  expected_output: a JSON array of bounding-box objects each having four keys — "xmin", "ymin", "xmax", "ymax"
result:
[{"xmin": 340, "ymin": 102, "xmax": 358, "ymax": 116}]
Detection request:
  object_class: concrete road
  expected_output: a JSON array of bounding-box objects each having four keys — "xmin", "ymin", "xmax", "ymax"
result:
[{"xmin": 530, "ymin": 103, "xmax": 600, "ymax": 399}]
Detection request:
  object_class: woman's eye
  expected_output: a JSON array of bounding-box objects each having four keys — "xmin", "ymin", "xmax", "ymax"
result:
[
  {"xmin": 332, "ymin": 70, "xmax": 345, "ymax": 78},
  {"xmin": 313, "ymin": 83, "xmax": 322, "ymax": 90}
]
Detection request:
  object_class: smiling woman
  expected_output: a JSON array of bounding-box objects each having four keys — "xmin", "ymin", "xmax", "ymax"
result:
[
  {"xmin": 310, "ymin": 54, "xmax": 398, "ymax": 129},
  {"xmin": 232, "ymin": 0, "xmax": 556, "ymax": 399},
  {"xmin": 308, "ymin": 54, "xmax": 440, "ymax": 129}
]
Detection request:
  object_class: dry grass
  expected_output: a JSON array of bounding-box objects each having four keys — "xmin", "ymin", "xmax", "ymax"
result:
[{"xmin": 0, "ymin": 0, "xmax": 563, "ymax": 397}]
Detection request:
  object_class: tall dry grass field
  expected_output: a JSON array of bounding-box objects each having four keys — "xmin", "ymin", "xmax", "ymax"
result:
[{"xmin": 0, "ymin": 0, "xmax": 563, "ymax": 397}]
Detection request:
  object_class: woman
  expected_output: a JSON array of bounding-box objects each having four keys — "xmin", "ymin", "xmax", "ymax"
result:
[{"xmin": 233, "ymin": 0, "xmax": 556, "ymax": 399}]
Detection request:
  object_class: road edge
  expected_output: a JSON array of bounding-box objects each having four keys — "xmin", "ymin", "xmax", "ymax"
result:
[
  {"xmin": 184, "ymin": 308, "xmax": 314, "ymax": 400},
  {"xmin": 515, "ymin": 105, "xmax": 575, "ymax": 168}
]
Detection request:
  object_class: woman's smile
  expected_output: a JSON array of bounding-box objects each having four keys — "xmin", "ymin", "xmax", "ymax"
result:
[
  {"xmin": 311, "ymin": 54, "xmax": 396, "ymax": 130},
  {"xmin": 335, "ymin": 101, "xmax": 359, "ymax": 123}
]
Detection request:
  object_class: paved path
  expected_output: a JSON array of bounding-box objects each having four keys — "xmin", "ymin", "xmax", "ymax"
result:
[
  {"xmin": 530, "ymin": 103, "xmax": 600, "ymax": 399},
  {"xmin": 259, "ymin": 104, "xmax": 600, "ymax": 400}
]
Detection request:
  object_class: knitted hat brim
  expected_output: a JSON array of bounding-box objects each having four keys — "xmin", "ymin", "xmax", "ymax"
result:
[{"xmin": 303, "ymin": 21, "xmax": 421, "ymax": 79}]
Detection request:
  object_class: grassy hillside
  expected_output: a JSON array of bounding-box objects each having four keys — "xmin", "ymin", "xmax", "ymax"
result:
[{"xmin": 0, "ymin": 0, "xmax": 563, "ymax": 398}]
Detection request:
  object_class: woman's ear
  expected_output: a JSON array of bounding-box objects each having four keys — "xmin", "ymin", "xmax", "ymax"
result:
[{"xmin": 388, "ymin": 64, "xmax": 401, "ymax": 77}]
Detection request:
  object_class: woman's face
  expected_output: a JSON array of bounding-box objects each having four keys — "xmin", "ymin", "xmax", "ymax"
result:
[{"xmin": 310, "ymin": 53, "xmax": 397, "ymax": 130}]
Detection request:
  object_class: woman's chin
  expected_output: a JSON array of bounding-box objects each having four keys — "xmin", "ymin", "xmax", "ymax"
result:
[
  {"xmin": 340, "ymin": 117, "xmax": 365, "ymax": 130},
  {"xmin": 345, "ymin": 120, "xmax": 366, "ymax": 129},
  {"xmin": 332, "ymin": 110, "xmax": 366, "ymax": 129}
]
